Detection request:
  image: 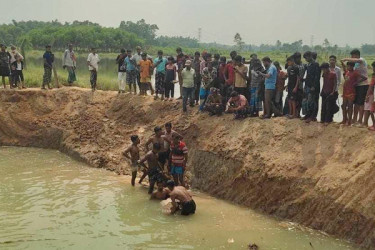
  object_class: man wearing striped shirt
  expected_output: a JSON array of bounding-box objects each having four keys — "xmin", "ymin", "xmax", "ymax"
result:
[{"xmin": 169, "ymin": 133, "xmax": 188, "ymax": 187}]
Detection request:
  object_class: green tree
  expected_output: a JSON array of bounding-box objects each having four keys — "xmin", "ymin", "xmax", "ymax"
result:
[{"xmin": 119, "ymin": 19, "xmax": 158, "ymax": 45}]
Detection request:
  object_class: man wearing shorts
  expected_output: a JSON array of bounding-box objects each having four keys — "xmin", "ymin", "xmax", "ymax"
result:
[
  {"xmin": 125, "ymin": 49, "xmax": 137, "ymax": 94},
  {"xmin": 166, "ymin": 180, "xmax": 196, "ymax": 216},
  {"xmin": 342, "ymin": 49, "xmax": 369, "ymax": 127},
  {"xmin": 145, "ymin": 126, "xmax": 171, "ymax": 172},
  {"xmin": 169, "ymin": 133, "xmax": 188, "ymax": 187}
]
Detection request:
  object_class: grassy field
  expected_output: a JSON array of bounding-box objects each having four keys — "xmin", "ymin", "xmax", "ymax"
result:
[{"xmin": 12, "ymin": 50, "xmax": 375, "ymax": 91}]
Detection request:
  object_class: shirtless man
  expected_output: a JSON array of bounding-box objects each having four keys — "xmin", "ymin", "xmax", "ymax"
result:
[
  {"xmin": 123, "ymin": 135, "xmax": 147, "ymax": 186},
  {"xmin": 138, "ymin": 142, "xmax": 164, "ymax": 194},
  {"xmin": 145, "ymin": 126, "xmax": 171, "ymax": 171},
  {"xmin": 166, "ymin": 180, "xmax": 196, "ymax": 216},
  {"xmin": 150, "ymin": 181, "xmax": 170, "ymax": 200}
]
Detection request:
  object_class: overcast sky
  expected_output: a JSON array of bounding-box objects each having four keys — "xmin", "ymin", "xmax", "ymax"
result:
[{"xmin": 0, "ymin": 0, "xmax": 374, "ymax": 47}]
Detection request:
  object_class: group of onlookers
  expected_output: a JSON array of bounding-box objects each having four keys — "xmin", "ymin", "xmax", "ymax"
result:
[{"xmin": 0, "ymin": 44, "xmax": 25, "ymax": 89}]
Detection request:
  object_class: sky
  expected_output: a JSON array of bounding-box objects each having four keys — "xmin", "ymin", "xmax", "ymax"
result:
[{"xmin": 0, "ymin": 0, "xmax": 374, "ymax": 47}]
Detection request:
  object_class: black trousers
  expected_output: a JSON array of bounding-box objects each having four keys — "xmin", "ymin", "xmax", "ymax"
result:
[{"xmin": 321, "ymin": 92, "xmax": 338, "ymax": 123}]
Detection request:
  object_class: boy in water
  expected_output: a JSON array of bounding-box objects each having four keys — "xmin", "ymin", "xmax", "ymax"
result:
[
  {"xmin": 340, "ymin": 61, "xmax": 367, "ymax": 126},
  {"xmin": 123, "ymin": 135, "xmax": 146, "ymax": 186},
  {"xmin": 166, "ymin": 180, "xmax": 196, "ymax": 216},
  {"xmin": 145, "ymin": 126, "xmax": 171, "ymax": 171},
  {"xmin": 150, "ymin": 181, "xmax": 169, "ymax": 200},
  {"xmin": 169, "ymin": 133, "xmax": 188, "ymax": 187},
  {"xmin": 138, "ymin": 143, "xmax": 163, "ymax": 194}
]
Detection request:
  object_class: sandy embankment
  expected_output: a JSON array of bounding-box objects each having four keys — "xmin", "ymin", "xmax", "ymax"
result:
[{"xmin": 0, "ymin": 87, "xmax": 374, "ymax": 249}]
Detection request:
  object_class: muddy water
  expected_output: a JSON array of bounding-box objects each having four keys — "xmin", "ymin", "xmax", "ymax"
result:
[{"xmin": 0, "ymin": 147, "xmax": 357, "ymax": 250}]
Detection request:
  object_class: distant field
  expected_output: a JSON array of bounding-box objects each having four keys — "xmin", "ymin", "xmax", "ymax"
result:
[{"xmin": 12, "ymin": 50, "xmax": 375, "ymax": 90}]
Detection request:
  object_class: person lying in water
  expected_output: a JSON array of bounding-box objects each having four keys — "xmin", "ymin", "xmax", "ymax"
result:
[
  {"xmin": 166, "ymin": 180, "xmax": 196, "ymax": 216},
  {"xmin": 150, "ymin": 180, "xmax": 170, "ymax": 200}
]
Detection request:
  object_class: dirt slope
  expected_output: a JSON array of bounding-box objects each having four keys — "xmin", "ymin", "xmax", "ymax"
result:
[{"xmin": 0, "ymin": 87, "xmax": 374, "ymax": 249}]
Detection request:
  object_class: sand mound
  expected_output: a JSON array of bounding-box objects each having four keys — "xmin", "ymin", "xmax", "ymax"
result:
[{"xmin": 0, "ymin": 87, "xmax": 374, "ymax": 249}]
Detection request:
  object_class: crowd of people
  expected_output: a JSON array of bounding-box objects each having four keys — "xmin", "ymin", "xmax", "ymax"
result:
[
  {"xmin": 123, "ymin": 123, "xmax": 196, "ymax": 216},
  {"xmin": 1, "ymin": 43, "xmax": 374, "ymax": 128}
]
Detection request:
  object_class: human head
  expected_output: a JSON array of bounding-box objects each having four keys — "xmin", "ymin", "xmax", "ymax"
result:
[
  {"xmin": 303, "ymin": 51, "xmax": 313, "ymax": 63},
  {"xmin": 372, "ymin": 61, "xmax": 375, "ymax": 71},
  {"xmin": 11, "ymin": 45, "xmax": 16, "ymax": 51},
  {"xmin": 214, "ymin": 54, "xmax": 220, "ymax": 61},
  {"xmin": 210, "ymin": 87, "xmax": 219, "ymax": 95},
  {"xmin": 350, "ymin": 49, "xmax": 360, "ymax": 59},
  {"xmin": 234, "ymin": 55, "xmax": 242, "ymax": 66},
  {"xmin": 15, "ymin": 54, "xmax": 21, "ymax": 62},
  {"xmin": 230, "ymin": 91, "xmax": 240, "ymax": 101},
  {"xmin": 136, "ymin": 46, "xmax": 141, "ymax": 54},
  {"xmin": 194, "ymin": 51, "xmax": 200, "ymax": 59},
  {"xmin": 205, "ymin": 53, "xmax": 212, "ymax": 62},
  {"xmin": 220, "ymin": 56, "xmax": 226, "ymax": 64},
  {"xmin": 293, "ymin": 52, "xmax": 302, "ymax": 64},
  {"xmin": 130, "ymin": 135, "xmax": 140, "ymax": 144},
  {"xmin": 320, "ymin": 62, "xmax": 330, "ymax": 74},
  {"xmin": 347, "ymin": 61, "xmax": 355, "ymax": 71},
  {"xmin": 176, "ymin": 47, "xmax": 182, "ymax": 55},
  {"xmin": 329, "ymin": 55, "xmax": 337, "ymax": 67},
  {"xmin": 91, "ymin": 47, "xmax": 96, "ymax": 54},
  {"xmin": 250, "ymin": 53, "xmax": 257, "ymax": 60},
  {"xmin": 120, "ymin": 48, "xmax": 126, "ymax": 54},
  {"xmin": 165, "ymin": 122, "xmax": 172, "ymax": 133},
  {"xmin": 154, "ymin": 126, "xmax": 162, "ymax": 136},
  {"xmin": 46, "ymin": 45, "xmax": 51, "ymax": 52},
  {"xmin": 230, "ymin": 51, "xmax": 237, "ymax": 60},
  {"xmin": 68, "ymin": 44, "xmax": 73, "ymax": 51},
  {"xmin": 262, "ymin": 56, "xmax": 272, "ymax": 68},
  {"xmin": 166, "ymin": 180, "xmax": 175, "ymax": 191},
  {"xmin": 141, "ymin": 52, "xmax": 147, "ymax": 60},
  {"xmin": 185, "ymin": 60, "xmax": 192, "ymax": 70},
  {"xmin": 168, "ymin": 56, "xmax": 174, "ymax": 64},
  {"xmin": 158, "ymin": 50, "xmax": 163, "ymax": 58},
  {"xmin": 152, "ymin": 142, "xmax": 162, "ymax": 153},
  {"xmin": 207, "ymin": 61, "xmax": 213, "ymax": 70},
  {"xmin": 157, "ymin": 180, "xmax": 164, "ymax": 191},
  {"xmin": 287, "ymin": 56, "xmax": 295, "ymax": 67},
  {"xmin": 274, "ymin": 61, "xmax": 281, "ymax": 71},
  {"xmin": 311, "ymin": 52, "xmax": 317, "ymax": 61},
  {"xmin": 172, "ymin": 132, "xmax": 181, "ymax": 144},
  {"xmin": 0, "ymin": 44, "xmax": 5, "ymax": 52},
  {"xmin": 127, "ymin": 49, "xmax": 132, "ymax": 57}
]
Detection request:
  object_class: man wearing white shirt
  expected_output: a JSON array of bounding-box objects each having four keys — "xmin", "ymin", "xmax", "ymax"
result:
[
  {"xmin": 87, "ymin": 48, "xmax": 100, "ymax": 91},
  {"xmin": 9, "ymin": 45, "xmax": 23, "ymax": 64},
  {"xmin": 133, "ymin": 46, "xmax": 143, "ymax": 91},
  {"xmin": 63, "ymin": 44, "xmax": 77, "ymax": 85}
]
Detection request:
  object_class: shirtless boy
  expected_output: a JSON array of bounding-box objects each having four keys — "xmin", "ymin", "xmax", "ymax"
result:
[
  {"xmin": 145, "ymin": 126, "xmax": 171, "ymax": 171},
  {"xmin": 166, "ymin": 180, "xmax": 196, "ymax": 216},
  {"xmin": 138, "ymin": 143, "xmax": 164, "ymax": 194},
  {"xmin": 150, "ymin": 181, "xmax": 170, "ymax": 200},
  {"xmin": 123, "ymin": 135, "xmax": 147, "ymax": 186}
]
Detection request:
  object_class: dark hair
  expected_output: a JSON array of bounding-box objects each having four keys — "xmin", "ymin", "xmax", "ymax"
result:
[
  {"xmin": 293, "ymin": 52, "xmax": 301, "ymax": 59},
  {"xmin": 220, "ymin": 56, "xmax": 226, "ymax": 63},
  {"xmin": 154, "ymin": 126, "xmax": 162, "ymax": 133},
  {"xmin": 262, "ymin": 56, "xmax": 271, "ymax": 63},
  {"xmin": 153, "ymin": 142, "xmax": 162, "ymax": 150},
  {"xmin": 230, "ymin": 91, "xmax": 239, "ymax": 97},
  {"xmin": 168, "ymin": 56, "xmax": 174, "ymax": 61},
  {"xmin": 165, "ymin": 122, "xmax": 172, "ymax": 128},
  {"xmin": 121, "ymin": 49, "xmax": 125, "ymax": 53},
  {"xmin": 230, "ymin": 51, "xmax": 237, "ymax": 59},
  {"xmin": 250, "ymin": 53, "xmax": 257, "ymax": 58},
  {"xmin": 194, "ymin": 51, "xmax": 200, "ymax": 56},
  {"xmin": 329, "ymin": 55, "xmax": 337, "ymax": 60},
  {"xmin": 214, "ymin": 53, "xmax": 220, "ymax": 60},
  {"xmin": 141, "ymin": 52, "xmax": 147, "ymax": 57},
  {"xmin": 176, "ymin": 47, "xmax": 182, "ymax": 52},
  {"xmin": 350, "ymin": 49, "xmax": 360, "ymax": 56},
  {"xmin": 274, "ymin": 61, "xmax": 281, "ymax": 69},
  {"xmin": 347, "ymin": 61, "xmax": 355, "ymax": 67},
  {"xmin": 130, "ymin": 135, "xmax": 139, "ymax": 143},
  {"xmin": 311, "ymin": 52, "xmax": 317, "ymax": 60},
  {"xmin": 127, "ymin": 49, "xmax": 132, "ymax": 53},
  {"xmin": 157, "ymin": 50, "xmax": 163, "ymax": 54},
  {"xmin": 206, "ymin": 53, "xmax": 212, "ymax": 58},
  {"xmin": 166, "ymin": 180, "xmax": 175, "ymax": 187},
  {"xmin": 320, "ymin": 62, "xmax": 330, "ymax": 69},
  {"xmin": 234, "ymin": 55, "xmax": 242, "ymax": 62},
  {"xmin": 303, "ymin": 51, "xmax": 312, "ymax": 59},
  {"xmin": 46, "ymin": 45, "xmax": 51, "ymax": 48},
  {"xmin": 371, "ymin": 61, "xmax": 375, "ymax": 68},
  {"xmin": 287, "ymin": 56, "xmax": 295, "ymax": 62}
]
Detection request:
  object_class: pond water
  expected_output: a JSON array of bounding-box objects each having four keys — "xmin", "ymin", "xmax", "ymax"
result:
[{"xmin": 0, "ymin": 147, "xmax": 357, "ymax": 250}]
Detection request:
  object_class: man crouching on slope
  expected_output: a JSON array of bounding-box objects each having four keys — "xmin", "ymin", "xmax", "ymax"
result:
[{"xmin": 166, "ymin": 180, "xmax": 196, "ymax": 216}]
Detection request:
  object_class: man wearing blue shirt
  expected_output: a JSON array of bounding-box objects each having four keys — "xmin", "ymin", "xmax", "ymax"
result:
[
  {"xmin": 125, "ymin": 49, "xmax": 137, "ymax": 94},
  {"xmin": 258, "ymin": 57, "xmax": 281, "ymax": 118},
  {"xmin": 153, "ymin": 50, "xmax": 167, "ymax": 100}
]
